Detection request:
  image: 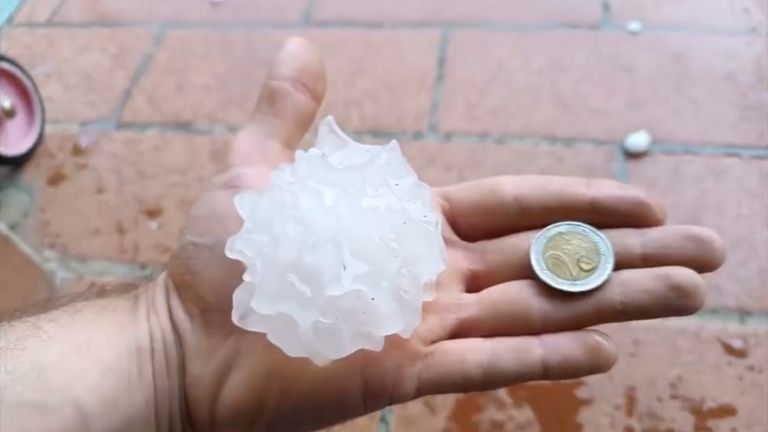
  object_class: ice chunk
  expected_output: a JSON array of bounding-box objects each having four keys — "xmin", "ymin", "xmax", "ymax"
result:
[
  {"xmin": 226, "ymin": 116, "xmax": 447, "ymax": 365},
  {"xmin": 623, "ymin": 129, "xmax": 653, "ymax": 156},
  {"xmin": 625, "ymin": 19, "xmax": 644, "ymax": 35}
]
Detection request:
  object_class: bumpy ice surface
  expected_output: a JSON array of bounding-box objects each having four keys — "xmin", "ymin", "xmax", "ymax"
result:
[{"xmin": 225, "ymin": 116, "xmax": 446, "ymax": 365}]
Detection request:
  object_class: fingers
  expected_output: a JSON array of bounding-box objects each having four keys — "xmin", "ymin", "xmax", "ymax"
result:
[
  {"xmin": 415, "ymin": 330, "xmax": 616, "ymax": 396},
  {"xmin": 438, "ymin": 176, "xmax": 666, "ymax": 242},
  {"xmin": 451, "ymin": 266, "xmax": 705, "ymax": 339},
  {"xmin": 467, "ymin": 225, "xmax": 725, "ymax": 291},
  {"xmin": 229, "ymin": 37, "xmax": 326, "ymax": 171}
]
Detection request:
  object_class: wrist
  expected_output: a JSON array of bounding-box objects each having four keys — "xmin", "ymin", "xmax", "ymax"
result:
[
  {"xmin": 136, "ymin": 273, "xmax": 190, "ymax": 431},
  {"xmin": 0, "ymin": 275, "xmax": 188, "ymax": 432}
]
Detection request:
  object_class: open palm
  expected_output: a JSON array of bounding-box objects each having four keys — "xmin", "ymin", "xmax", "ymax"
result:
[{"xmin": 165, "ymin": 38, "xmax": 724, "ymax": 432}]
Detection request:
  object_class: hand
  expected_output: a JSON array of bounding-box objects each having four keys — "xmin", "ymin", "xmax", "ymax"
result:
[{"xmin": 165, "ymin": 37, "xmax": 725, "ymax": 432}]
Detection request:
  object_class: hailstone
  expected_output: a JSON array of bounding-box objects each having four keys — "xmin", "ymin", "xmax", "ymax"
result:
[
  {"xmin": 623, "ymin": 129, "xmax": 653, "ymax": 156},
  {"xmin": 225, "ymin": 116, "xmax": 447, "ymax": 365}
]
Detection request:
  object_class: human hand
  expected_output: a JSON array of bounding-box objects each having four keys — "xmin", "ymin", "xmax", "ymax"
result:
[{"xmin": 165, "ymin": 37, "xmax": 725, "ymax": 432}]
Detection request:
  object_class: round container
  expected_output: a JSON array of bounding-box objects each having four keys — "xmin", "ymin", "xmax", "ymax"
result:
[{"xmin": 0, "ymin": 55, "xmax": 45, "ymax": 168}]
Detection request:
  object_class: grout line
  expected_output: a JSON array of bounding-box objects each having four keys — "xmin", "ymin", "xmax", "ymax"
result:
[
  {"xmin": 38, "ymin": 249, "xmax": 163, "ymax": 283},
  {"xmin": 0, "ymin": 223, "xmax": 161, "ymax": 284},
  {"xmin": 45, "ymin": 0, "xmax": 67, "ymax": 23},
  {"xmin": 343, "ymin": 130, "xmax": 424, "ymax": 144},
  {"xmin": 604, "ymin": 22, "xmax": 764, "ymax": 37},
  {"xmin": 615, "ymin": 143, "xmax": 629, "ymax": 181},
  {"xmin": 693, "ymin": 309, "xmax": 768, "ymax": 327},
  {"xmin": 45, "ymin": 120, "xmax": 239, "ymax": 136},
  {"xmin": 110, "ymin": 26, "xmax": 167, "ymax": 126},
  {"xmin": 426, "ymin": 28, "xmax": 450, "ymax": 140},
  {"xmin": 0, "ymin": 182, "xmax": 35, "ymax": 231},
  {"xmin": 301, "ymin": 0, "xmax": 318, "ymax": 25},
  {"xmin": 8, "ymin": 19, "xmax": 766, "ymax": 37},
  {"xmin": 308, "ymin": 20, "xmax": 604, "ymax": 33},
  {"xmin": 45, "ymin": 120, "xmax": 768, "ymax": 159},
  {"xmin": 348, "ymin": 131, "xmax": 606, "ymax": 148},
  {"xmin": 12, "ymin": 21, "xmax": 156, "ymax": 29},
  {"xmin": 378, "ymin": 406, "xmax": 394, "ymax": 432},
  {"xmin": 600, "ymin": 0, "xmax": 612, "ymax": 30},
  {"xmin": 118, "ymin": 121, "xmax": 239, "ymax": 135},
  {"xmin": 8, "ymin": 20, "xmax": 592, "ymax": 31},
  {"xmin": 650, "ymin": 143, "xmax": 768, "ymax": 158}
]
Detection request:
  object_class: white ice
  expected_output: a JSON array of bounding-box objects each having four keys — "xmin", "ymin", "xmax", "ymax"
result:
[
  {"xmin": 625, "ymin": 19, "xmax": 644, "ymax": 35},
  {"xmin": 225, "ymin": 116, "xmax": 447, "ymax": 365},
  {"xmin": 623, "ymin": 129, "xmax": 653, "ymax": 156}
]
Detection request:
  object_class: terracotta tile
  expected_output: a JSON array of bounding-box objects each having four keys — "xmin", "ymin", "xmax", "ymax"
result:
[
  {"xmin": 54, "ymin": 0, "xmax": 308, "ymax": 23},
  {"xmin": 312, "ymin": 0, "xmax": 602, "ymax": 25},
  {"xmin": 629, "ymin": 154, "xmax": 768, "ymax": 311},
  {"xmin": 319, "ymin": 412, "xmax": 379, "ymax": 432},
  {"xmin": 401, "ymin": 141, "xmax": 616, "ymax": 186},
  {"xmin": 1, "ymin": 28, "xmax": 153, "ymax": 122},
  {"xmin": 583, "ymin": 321, "xmax": 768, "ymax": 432},
  {"xmin": 612, "ymin": 0, "xmax": 767, "ymax": 30},
  {"xmin": 395, "ymin": 320, "xmax": 768, "ymax": 432},
  {"xmin": 123, "ymin": 30, "xmax": 439, "ymax": 132},
  {"xmin": 11, "ymin": 0, "xmax": 61, "ymax": 23},
  {"xmin": 440, "ymin": 31, "xmax": 768, "ymax": 146},
  {"xmin": 122, "ymin": 31, "xmax": 278, "ymax": 126},
  {"xmin": 316, "ymin": 30, "xmax": 439, "ymax": 133},
  {"xmin": 0, "ymin": 230, "xmax": 53, "ymax": 319},
  {"xmin": 395, "ymin": 395, "xmax": 458, "ymax": 431},
  {"xmin": 19, "ymin": 131, "xmax": 229, "ymax": 264}
]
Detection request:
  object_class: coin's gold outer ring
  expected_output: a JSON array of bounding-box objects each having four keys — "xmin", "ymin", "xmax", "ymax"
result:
[{"xmin": 529, "ymin": 221, "xmax": 615, "ymax": 293}]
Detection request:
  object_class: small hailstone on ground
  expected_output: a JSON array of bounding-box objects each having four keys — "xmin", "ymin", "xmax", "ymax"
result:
[
  {"xmin": 226, "ymin": 116, "xmax": 447, "ymax": 365},
  {"xmin": 623, "ymin": 130, "xmax": 653, "ymax": 156},
  {"xmin": 625, "ymin": 19, "xmax": 644, "ymax": 35}
]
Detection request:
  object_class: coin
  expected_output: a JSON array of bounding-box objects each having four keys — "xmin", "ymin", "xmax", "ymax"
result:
[{"xmin": 530, "ymin": 221, "xmax": 614, "ymax": 293}]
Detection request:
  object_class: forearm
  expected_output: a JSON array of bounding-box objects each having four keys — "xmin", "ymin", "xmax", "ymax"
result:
[{"xmin": 0, "ymin": 275, "xmax": 186, "ymax": 432}]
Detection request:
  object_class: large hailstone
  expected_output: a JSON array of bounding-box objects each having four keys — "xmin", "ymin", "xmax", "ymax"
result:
[{"xmin": 225, "ymin": 116, "xmax": 447, "ymax": 365}]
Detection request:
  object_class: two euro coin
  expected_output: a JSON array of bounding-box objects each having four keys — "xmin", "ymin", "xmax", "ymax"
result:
[{"xmin": 530, "ymin": 221, "xmax": 614, "ymax": 293}]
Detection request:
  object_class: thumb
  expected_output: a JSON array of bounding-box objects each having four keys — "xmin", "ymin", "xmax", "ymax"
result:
[{"xmin": 229, "ymin": 36, "xmax": 326, "ymax": 172}]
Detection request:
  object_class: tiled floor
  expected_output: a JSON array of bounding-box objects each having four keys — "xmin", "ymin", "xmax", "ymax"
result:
[{"xmin": 1, "ymin": 0, "xmax": 767, "ymax": 431}]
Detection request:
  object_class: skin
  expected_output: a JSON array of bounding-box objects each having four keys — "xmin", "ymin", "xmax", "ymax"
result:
[{"xmin": 0, "ymin": 38, "xmax": 725, "ymax": 432}]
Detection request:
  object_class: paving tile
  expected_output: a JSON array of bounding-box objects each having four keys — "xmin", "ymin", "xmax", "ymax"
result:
[
  {"xmin": 11, "ymin": 0, "xmax": 60, "ymax": 23},
  {"xmin": 395, "ymin": 320, "xmax": 768, "ymax": 432},
  {"xmin": 1, "ymin": 28, "xmax": 153, "ymax": 122},
  {"xmin": 19, "ymin": 131, "xmax": 229, "ymax": 264},
  {"xmin": 629, "ymin": 154, "xmax": 768, "ymax": 311},
  {"xmin": 54, "ymin": 0, "xmax": 308, "ymax": 23},
  {"xmin": 401, "ymin": 141, "xmax": 616, "ymax": 186},
  {"xmin": 122, "ymin": 30, "xmax": 279, "ymax": 127},
  {"xmin": 312, "ymin": 0, "xmax": 602, "ymax": 25},
  {"xmin": 319, "ymin": 412, "xmax": 379, "ymax": 432},
  {"xmin": 612, "ymin": 0, "xmax": 768, "ymax": 30},
  {"xmin": 0, "ymin": 229, "xmax": 53, "ymax": 319},
  {"xmin": 123, "ymin": 30, "xmax": 439, "ymax": 132},
  {"xmin": 440, "ymin": 31, "xmax": 768, "ymax": 146}
]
